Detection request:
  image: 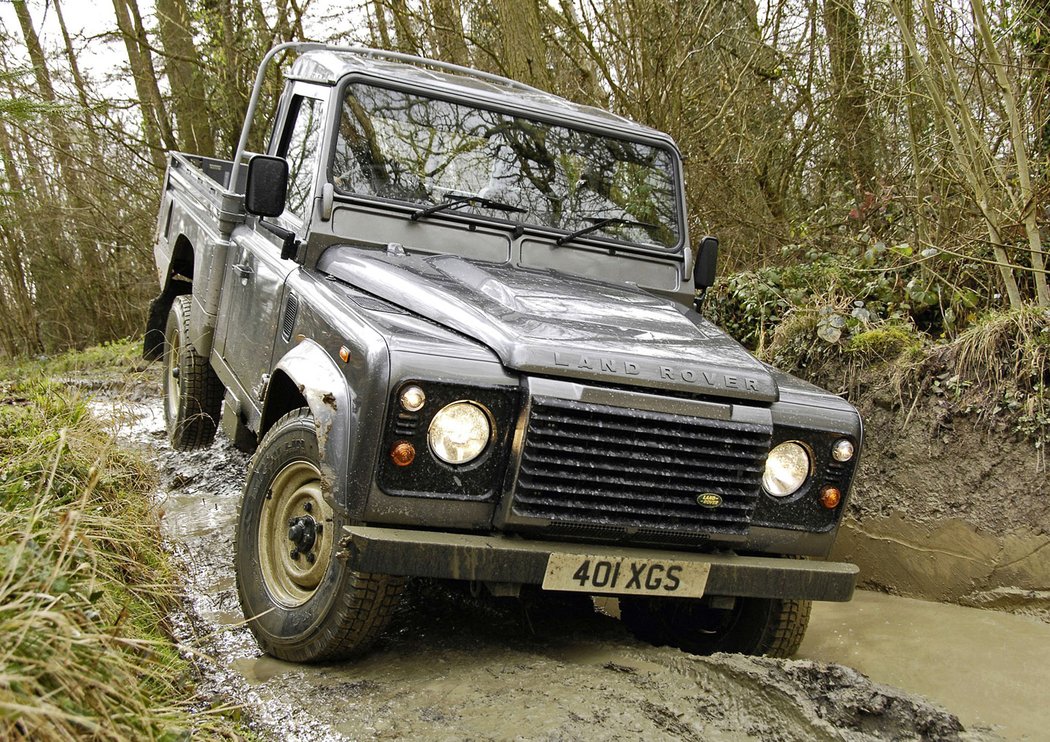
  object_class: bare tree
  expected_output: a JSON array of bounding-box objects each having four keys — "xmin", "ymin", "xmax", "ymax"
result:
[
  {"xmin": 156, "ymin": 0, "xmax": 216, "ymax": 156},
  {"xmin": 494, "ymin": 0, "xmax": 552, "ymax": 90},
  {"xmin": 822, "ymin": 0, "xmax": 878, "ymax": 199}
]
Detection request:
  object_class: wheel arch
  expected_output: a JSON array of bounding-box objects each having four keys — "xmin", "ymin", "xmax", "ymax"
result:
[
  {"xmin": 144, "ymin": 234, "xmax": 196, "ymax": 360},
  {"xmin": 263, "ymin": 340, "xmax": 353, "ymax": 510}
]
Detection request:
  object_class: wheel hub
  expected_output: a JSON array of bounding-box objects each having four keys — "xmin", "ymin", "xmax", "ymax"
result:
[
  {"xmin": 287, "ymin": 515, "xmax": 320, "ymax": 556},
  {"xmin": 257, "ymin": 460, "xmax": 333, "ymax": 607},
  {"xmin": 165, "ymin": 331, "xmax": 181, "ymax": 424}
]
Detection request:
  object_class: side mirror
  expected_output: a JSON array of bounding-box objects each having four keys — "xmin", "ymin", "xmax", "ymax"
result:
[
  {"xmin": 244, "ymin": 154, "xmax": 289, "ymax": 217},
  {"xmin": 694, "ymin": 236, "xmax": 719, "ymax": 289},
  {"xmin": 693, "ymin": 236, "xmax": 719, "ymax": 312}
]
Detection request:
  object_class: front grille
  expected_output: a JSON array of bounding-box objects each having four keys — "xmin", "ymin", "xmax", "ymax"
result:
[{"xmin": 510, "ymin": 396, "xmax": 771, "ymax": 540}]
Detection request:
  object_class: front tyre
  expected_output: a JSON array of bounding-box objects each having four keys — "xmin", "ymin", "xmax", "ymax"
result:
[
  {"xmin": 619, "ymin": 595, "xmax": 812, "ymax": 658},
  {"xmin": 163, "ymin": 295, "xmax": 223, "ymax": 451},
  {"xmin": 235, "ymin": 408, "xmax": 404, "ymax": 662}
]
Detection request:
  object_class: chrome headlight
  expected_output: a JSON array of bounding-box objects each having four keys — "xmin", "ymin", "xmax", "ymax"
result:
[
  {"xmin": 427, "ymin": 401, "xmax": 491, "ymax": 465},
  {"xmin": 762, "ymin": 442, "xmax": 811, "ymax": 497}
]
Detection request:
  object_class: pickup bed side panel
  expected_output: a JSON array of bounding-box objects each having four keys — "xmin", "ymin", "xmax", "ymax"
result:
[{"xmin": 151, "ymin": 153, "xmax": 241, "ymax": 358}]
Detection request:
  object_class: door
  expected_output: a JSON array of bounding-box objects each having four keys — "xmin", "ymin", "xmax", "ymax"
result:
[{"xmin": 220, "ymin": 88, "xmax": 327, "ymax": 423}]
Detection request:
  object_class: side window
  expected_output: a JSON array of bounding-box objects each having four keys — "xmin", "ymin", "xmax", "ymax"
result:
[{"xmin": 281, "ymin": 96, "xmax": 323, "ymax": 222}]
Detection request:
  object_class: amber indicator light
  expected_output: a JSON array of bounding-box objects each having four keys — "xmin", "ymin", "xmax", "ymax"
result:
[
  {"xmin": 339, "ymin": 346, "xmax": 351, "ymax": 363},
  {"xmin": 820, "ymin": 486, "xmax": 842, "ymax": 509},
  {"xmin": 390, "ymin": 441, "xmax": 416, "ymax": 467}
]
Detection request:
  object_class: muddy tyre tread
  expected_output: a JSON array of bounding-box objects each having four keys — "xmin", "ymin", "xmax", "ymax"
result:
[
  {"xmin": 620, "ymin": 595, "xmax": 812, "ymax": 659},
  {"xmin": 289, "ymin": 570, "xmax": 406, "ymax": 663},
  {"xmin": 235, "ymin": 408, "xmax": 405, "ymax": 663},
  {"xmin": 763, "ymin": 598, "xmax": 812, "ymax": 658},
  {"xmin": 164, "ymin": 295, "xmax": 223, "ymax": 451}
]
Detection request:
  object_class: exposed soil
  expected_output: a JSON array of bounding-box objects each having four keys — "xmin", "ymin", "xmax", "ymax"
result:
[
  {"xmin": 830, "ymin": 387, "xmax": 1050, "ymax": 620},
  {"xmin": 851, "ymin": 390, "xmax": 1048, "ymax": 532},
  {"xmin": 86, "ymin": 381, "xmax": 1006, "ymax": 741}
]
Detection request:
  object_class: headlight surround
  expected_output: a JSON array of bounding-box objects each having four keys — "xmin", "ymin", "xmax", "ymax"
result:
[
  {"xmin": 762, "ymin": 441, "xmax": 811, "ymax": 497},
  {"xmin": 427, "ymin": 401, "xmax": 492, "ymax": 465}
]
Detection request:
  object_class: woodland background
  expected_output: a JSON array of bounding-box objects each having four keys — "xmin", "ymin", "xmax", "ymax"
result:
[{"xmin": 0, "ymin": 0, "xmax": 1047, "ymax": 357}]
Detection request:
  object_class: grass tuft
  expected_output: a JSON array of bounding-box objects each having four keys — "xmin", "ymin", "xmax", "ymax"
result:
[
  {"xmin": 930, "ymin": 305, "xmax": 1049, "ymax": 392},
  {"xmin": 0, "ymin": 345, "xmax": 244, "ymax": 740}
]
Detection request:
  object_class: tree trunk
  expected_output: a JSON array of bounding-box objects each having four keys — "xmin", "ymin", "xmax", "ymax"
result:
[
  {"xmin": 371, "ymin": 0, "xmax": 393, "ymax": 48},
  {"xmin": 822, "ymin": 0, "xmax": 877, "ymax": 198},
  {"xmin": 112, "ymin": 0, "xmax": 170, "ymax": 172},
  {"xmin": 1021, "ymin": 0, "xmax": 1050, "ymax": 161},
  {"xmin": 390, "ymin": 0, "xmax": 420, "ymax": 55},
  {"xmin": 0, "ymin": 120, "xmax": 44, "ymax": 354},
  {"xmin": 127, "ymin": 0, "xmax": 178, "ymax": 151},
  {"xmin": 12, "ymin": 0, "xmax": 80, "ymax": 186},
  {"xmin": 973, "ymin": 0, "xmax": 1048, "ymax": 306},
  {"xmin": 494, "ymin": 0, "xmax": 551, "ymax": 90},
  {"xmin": 428, "ymin": 0, "xmax": 470, "ymax": 66},
  {"xmin": 892, "ymin": 0, "xmax": 1023, "ymax": 308},
  {"xmin": 53, "ymin": 0, "xmax": 99, "ymax": 144},
  {"xmin": 155, "ymin": 0, "xmax": 216, "ymax": 156},
  {"xmin": 900, "ymin": 0, "xmax": 929, "ymax": 250}
]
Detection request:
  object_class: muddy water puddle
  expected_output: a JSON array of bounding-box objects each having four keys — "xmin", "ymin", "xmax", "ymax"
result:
[
  {"xmin": 90, "ymin": 393, "xmax": 1018, "ymax": 740},
  {"xmin": 802, "ymin": 592, "xmax": 1050, "ymax": 740}
]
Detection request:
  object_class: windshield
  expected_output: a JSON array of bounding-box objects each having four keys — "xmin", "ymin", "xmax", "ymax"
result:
[{"xmin": 332, "ymin": 83, "xmax": 681, "ymax": 249}]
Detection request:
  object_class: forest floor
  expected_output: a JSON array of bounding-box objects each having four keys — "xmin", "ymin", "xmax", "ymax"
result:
[{"xmin": 77, "ymin": 362, "xmax": 1049, "ymax": 741}]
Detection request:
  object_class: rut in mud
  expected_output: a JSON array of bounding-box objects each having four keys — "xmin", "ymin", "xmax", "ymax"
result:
[{"xmin": 97, "ymin": 387, "xmax": 991, "ymax": 741}]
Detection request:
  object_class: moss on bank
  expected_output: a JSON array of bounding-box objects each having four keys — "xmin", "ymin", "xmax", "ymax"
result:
[{"xmin": 0, "ymin": 340, "xmax": 243, "ymax": 740}]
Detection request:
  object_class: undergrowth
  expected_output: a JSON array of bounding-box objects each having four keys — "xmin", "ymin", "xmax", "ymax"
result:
[
  {"xmin": 0, "ymin": 341, "xmax": 242, "ymax": 740},
  {"xmin": 720, "ymin": 274, "xmax": 1050, "ymax": 454},
  {"xmin": 707, "ymin": 246, "xmax": 982, "ymax": 352}
]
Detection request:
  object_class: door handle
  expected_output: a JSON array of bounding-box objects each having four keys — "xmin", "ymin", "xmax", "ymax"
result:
[{"xmin": 233, "ymin": 262, "xmax": 254, "ymax": 278}]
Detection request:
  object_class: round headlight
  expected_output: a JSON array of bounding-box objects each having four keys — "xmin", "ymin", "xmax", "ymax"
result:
[
  {"xmin": 428, "ymin": 402, "xmax": 491, "ymax": 465},
  {"xmin": 762, "ymin": 442, "xmax": 811, "ymax": 497}
]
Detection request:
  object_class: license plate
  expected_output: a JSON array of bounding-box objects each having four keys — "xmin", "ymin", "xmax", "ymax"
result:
[{"xmin": 542, "ymin": 553, "xmax": 710, "ymax": 598}]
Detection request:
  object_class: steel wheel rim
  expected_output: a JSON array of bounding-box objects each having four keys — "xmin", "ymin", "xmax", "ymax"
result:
[
  {"xmin": 166, "ymin": 331, "xmax": 181, "ymax": 424},
  {"xmin": 258, "ymin": 460, "xmax": 334, "ymax": 608}
]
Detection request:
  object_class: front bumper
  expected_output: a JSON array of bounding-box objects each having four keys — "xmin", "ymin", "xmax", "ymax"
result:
[{"xmin": 342, "ymin": 526, "xmax": 859, "ymax": 602}]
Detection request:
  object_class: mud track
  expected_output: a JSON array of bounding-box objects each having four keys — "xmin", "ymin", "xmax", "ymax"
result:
[{"xmin": 97, "ymin": 390, "xmax": 994, "ymax": 741}]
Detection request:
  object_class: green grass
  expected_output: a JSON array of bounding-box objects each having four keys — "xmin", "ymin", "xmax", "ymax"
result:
[{"xmin": 0, "ymin": 344, "xmax": 245, "ymax": 740}]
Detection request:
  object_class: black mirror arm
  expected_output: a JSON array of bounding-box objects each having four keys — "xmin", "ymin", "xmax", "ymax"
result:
[
  {"xmin": 693, "ymin": 286, "xmax": 708, "ymax": 313},
  {"xmin": 259, "ymin": 218, "xmax": 300, "ymax": 260}
]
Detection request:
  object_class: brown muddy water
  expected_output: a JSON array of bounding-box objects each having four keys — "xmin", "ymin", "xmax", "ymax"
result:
[
  {"xmin": 90, "ymin": 392, "xmax": 1048, "ymax": 740},
  {"xmin": 802, "ymin": 592, "xmax": 1050, "ymax": 740}
]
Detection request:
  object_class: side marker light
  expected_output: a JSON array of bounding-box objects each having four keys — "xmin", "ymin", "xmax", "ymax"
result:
[
  {"xmin": 400, "ymin": 385, "xmax": 426, "ymax": 412},
  {"xmin": 820, "ymin": 486, "xmax": 842, "ymax": 509},
  {"xmin": 391, "ymin": 441, "xmax": 416, "ymax": 467},
  {"xmin": 832, "ymin": 439, "xmax": 855, "ymax": 462}
]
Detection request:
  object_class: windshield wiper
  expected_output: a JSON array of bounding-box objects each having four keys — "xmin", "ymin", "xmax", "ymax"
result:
[
  {"xmin": 555, "ymin": 216, "xmax": 659, "ymax": 246},
  {"xmin": 410, "ymin": 193, "xmax": 526, "ymax": 221}
]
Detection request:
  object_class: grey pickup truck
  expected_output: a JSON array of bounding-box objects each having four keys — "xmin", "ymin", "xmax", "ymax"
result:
[{"xmin": 144, "ymin": 42, "xmax": 862, "ymax": 663}]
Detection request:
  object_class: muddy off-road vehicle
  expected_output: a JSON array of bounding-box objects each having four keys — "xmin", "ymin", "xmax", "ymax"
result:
[{"xmin": 144, "ymin": 42, "xmax": 862, "ymax": 662}]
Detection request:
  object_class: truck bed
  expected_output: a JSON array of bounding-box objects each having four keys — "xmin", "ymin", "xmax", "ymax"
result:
[{"xmin": 151, "ymin": 152, "xmax": 255, "ymax": 358}]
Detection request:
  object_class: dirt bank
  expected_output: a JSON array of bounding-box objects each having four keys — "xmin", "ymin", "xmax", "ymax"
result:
[
  {"xmin": 831, "ymin": 392, "xmax": 1050, "ymax": 621},
  {"xmin": 87, "ymin": 383, "xmax": 998, "ymax": 741}
]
